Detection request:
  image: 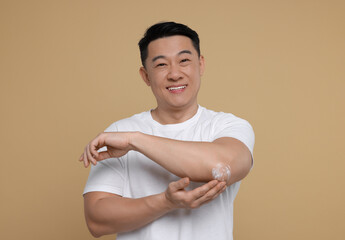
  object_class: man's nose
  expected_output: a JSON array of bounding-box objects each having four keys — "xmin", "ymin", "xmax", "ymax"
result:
[{"xmin": 167, "ymin": 64, "xmax": 183, "ymax": 81}]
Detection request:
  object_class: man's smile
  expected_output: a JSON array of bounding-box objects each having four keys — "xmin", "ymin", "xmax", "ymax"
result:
[{"xmin": 167, "ymin": 84, "xmax": 187, "ymax": 93}]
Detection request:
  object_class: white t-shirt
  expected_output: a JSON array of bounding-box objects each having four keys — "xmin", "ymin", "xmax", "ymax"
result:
[{"xmin": 83, "ymin": 106, "xmax": 255, "ymax": 240}]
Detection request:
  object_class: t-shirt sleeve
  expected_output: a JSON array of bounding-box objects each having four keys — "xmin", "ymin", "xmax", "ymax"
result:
[
  {"xmin": 212, "ymin": 113, "xmax": 255, "ymax": 157},
  {"xmin": 83, "ymin": 122, "xmax": 126, "ymax": 196}
]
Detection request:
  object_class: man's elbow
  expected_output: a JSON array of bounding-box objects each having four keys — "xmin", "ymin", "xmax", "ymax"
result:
[
  {"xmin": 211, "ymin": 162, "xmax": 232, "ymax": 184},
  {"xmin": 86, "ymin": 219, "xmax": 104, "ymax": 238},
  {"xmin": 84, "ymin": 193, "xmax": 120, "ymax": 237},
  {"xmin": 209, "ymin": 153, "xmax": 252, "ymax": 186},
  {"xmin": 86, "ymin": 213, "xmax": 121, "ymax": 238},
  {"xmin": 85, "ymin": 215, "xmax": 122, "ymax": 237},
  {"xmin": 90, "ymin": 230, "xmax": 102, "ymax": 238},
  {"xmin": 227, "ymin": 156, "xmax": 252, "ymax": 185}
]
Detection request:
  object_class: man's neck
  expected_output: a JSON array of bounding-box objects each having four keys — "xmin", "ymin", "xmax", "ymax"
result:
[{"xmin": 151, "ymin": 104, "xmax": 199, "ymax": 125}]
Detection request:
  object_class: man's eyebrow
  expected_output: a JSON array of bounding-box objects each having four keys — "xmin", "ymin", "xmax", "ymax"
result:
[
  {"xmin": 152, "ymin": 55, "xmax": 166, "ymax": 63},
  {"xmin": 178, "ymin": 50, "xmax": 192, "ymax": 55},
  {"xmin": 152, "ymin": 50, "xmax": 193, "ymax": 63}
]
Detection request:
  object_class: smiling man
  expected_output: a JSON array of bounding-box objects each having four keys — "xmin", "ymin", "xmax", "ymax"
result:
[{"xmin": 80, "ymin": 22, "xmax": 255, "ymax": 240}]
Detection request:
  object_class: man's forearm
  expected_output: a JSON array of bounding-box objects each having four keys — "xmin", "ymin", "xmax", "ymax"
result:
[
  {"xmin": 129, "ymin": 132, "xmax": 251, "ymax": 185},
  {"xmin": 85, "ymin": 192, "xmax": 171, "ymax": 237}
]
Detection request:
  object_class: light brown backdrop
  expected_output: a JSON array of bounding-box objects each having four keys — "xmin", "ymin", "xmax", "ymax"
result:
[{"xmin": 1, "ymin": 0, "xmax": 344, "ymax": 239}]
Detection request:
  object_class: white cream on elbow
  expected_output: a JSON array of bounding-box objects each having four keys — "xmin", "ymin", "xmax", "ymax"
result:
[{"xmin": 212, "ymin": 163, "xmax": 231, "ymax": 183}]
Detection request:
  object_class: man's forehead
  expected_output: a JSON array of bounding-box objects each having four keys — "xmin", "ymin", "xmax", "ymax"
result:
[{"xmin": 147, "ymin": 35, "xmax": 195, "ymax": 58}]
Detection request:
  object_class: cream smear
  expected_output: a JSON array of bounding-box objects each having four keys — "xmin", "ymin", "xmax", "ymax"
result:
[{"xmin": 212, "ymin": 163, "xmax": 231, "ymax": 183}]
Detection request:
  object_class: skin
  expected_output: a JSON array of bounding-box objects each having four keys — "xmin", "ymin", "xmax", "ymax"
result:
[{"xmin": 80, "ymin": 36, "xmax": 252, "ymax": 237}]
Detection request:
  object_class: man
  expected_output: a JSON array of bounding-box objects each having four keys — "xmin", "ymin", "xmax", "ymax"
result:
[{"xmin": 80, "ymin": 22, "xmax": 254, "ymax": 240}]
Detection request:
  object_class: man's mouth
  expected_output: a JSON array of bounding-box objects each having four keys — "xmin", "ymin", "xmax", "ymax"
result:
[{"xmin": 167, "ymin": 85, "xmax": 187, "ymax": 91}]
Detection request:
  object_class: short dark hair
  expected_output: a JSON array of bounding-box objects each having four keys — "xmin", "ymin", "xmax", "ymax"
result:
[{"xmin": 138, "ymin": 21, "xmax": 200, "ymax": 67}]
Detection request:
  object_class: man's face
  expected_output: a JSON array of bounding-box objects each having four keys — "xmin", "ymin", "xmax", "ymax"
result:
[{"xmin": 139, "ymin": 35, "xmax": 205, "ymax": 112}]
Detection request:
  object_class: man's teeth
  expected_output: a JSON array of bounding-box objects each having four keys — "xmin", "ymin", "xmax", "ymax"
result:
[{"xmin": 168, "ymin": 86, "xmax": 186, "ymax": 90}]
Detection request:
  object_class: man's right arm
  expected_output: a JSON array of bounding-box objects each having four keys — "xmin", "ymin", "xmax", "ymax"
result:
[{"xmin": 84, "ymin": 178, "xmax": 226, "ymax": 237}]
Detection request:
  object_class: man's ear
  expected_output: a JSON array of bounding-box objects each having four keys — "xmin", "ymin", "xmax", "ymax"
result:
[
  {"xmin": 199, "ymin": 55, "xmax": 205, "ymax": 76},
  {"xmin": 139, "ymin": 67, "xmax": 151, "ymax": 86}
]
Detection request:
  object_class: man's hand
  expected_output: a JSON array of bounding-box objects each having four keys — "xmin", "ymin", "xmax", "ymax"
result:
[
  {"xmin": 79, "ymin": 132, "xmax": 133, "ymax": 168},
  {"xmin": 164, "ymin": 177, "xmax": 226, "ymax": 209}
]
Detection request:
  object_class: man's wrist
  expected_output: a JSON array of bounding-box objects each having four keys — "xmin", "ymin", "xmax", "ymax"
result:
[
  {"xmin": 128, "ymin": 131, "xmax": 143, "ymax": 151},
  {"xmin": 144, "ymin": 192, "xmax": 175, "ymax": 215},
  {"xmin": 158, "ymin": 192, "xmax": 176, "ymax": 212}
]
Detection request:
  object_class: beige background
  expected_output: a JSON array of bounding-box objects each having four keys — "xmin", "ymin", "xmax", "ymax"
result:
[{"xmin": 1, "ymin": 0, "xmax": 344, "ymax": 239}]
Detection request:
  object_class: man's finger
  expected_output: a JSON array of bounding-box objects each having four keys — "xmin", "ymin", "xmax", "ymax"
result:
[
  {"xmin": 211, "ymin": 184, "xmax": 226, "ymax": 200},
  {"xmin": 191, "ymin": 180, "xmax": 218, "ymax": 200},
  {"xmin": 193, "ymin": 181, "xmax": 224, "ymax": 201},
  {"xmin": 169, "ymin": 177, "xmax": 190, "ymax": 192},
  {"xmin": 193, "ymin": 181, "xmax": 226, "ymax": 206},
  {"xmin": 83, "ymin": 150, "xmax": 89, "ymax": 168},
  {"xmin": 86, "ymin": 144, "xmax": 97, "ymax": 165},
  {"xmin": 90, "ymin": 138, "xmax": 100, "ymax": 159},
  {"xmin": 200, "ymin": 184, "xmax": 227, "ymax": 206},
  {"xmin": 97, "ymin": 151, "xmax": 112, "ymax": 161}
]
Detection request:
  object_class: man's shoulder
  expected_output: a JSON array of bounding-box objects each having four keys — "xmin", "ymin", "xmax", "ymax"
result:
[{"xmin": 199, "ymin": 106, "xmax": 253, "ymax": 132}]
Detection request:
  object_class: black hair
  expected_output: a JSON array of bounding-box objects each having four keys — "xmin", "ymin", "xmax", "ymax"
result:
[{"xmin": 138, "ymin": 21, "xmax": 200, "ymax": 67}]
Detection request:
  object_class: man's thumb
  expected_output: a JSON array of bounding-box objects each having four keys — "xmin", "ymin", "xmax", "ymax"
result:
[
  {"xmin": 174, "ymin": 177, "xmax": 190, "ymax": 190},
  {"xmin": 97, "ymin": 151, "xmax": 111, "ymax": 161}
]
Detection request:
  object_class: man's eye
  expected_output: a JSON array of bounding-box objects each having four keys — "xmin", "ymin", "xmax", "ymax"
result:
[
  {"xmin": 156, "ymin": 63, "xmax": 166, "ymax": 67},
  {"xmin": 180, "ymin": 59, "xmax": 190, "ymax": 63}
]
